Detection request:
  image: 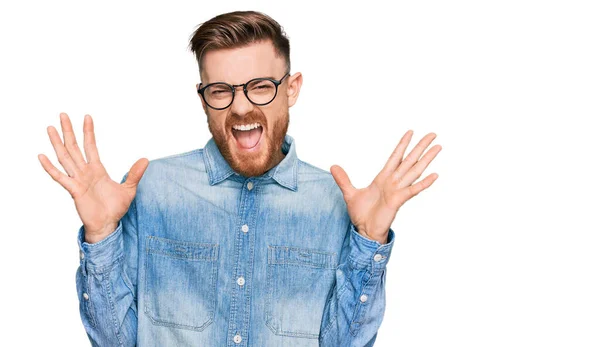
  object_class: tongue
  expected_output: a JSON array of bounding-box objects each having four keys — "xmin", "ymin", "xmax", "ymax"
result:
[{"xmin": 233, "ymin": 127, "xmax": 262, "ymax": 149}]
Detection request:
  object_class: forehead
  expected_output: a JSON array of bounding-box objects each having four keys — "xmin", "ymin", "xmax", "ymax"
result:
[{"xmin": 201, "ymin": 40, "xmax": 286, "ymax": 84}]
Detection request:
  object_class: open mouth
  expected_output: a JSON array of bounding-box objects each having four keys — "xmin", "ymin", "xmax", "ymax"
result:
[{"xmin": 231, "ymin": 123, "xmax": 263, "ymax": 151}]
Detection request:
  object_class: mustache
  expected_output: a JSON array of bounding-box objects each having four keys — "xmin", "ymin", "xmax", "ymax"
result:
[{"xmin": 226, "ymin": 110, "xmax": 267, "ymax": 129}]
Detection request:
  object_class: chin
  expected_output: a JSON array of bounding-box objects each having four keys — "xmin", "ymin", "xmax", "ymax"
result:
[{"xmin": 227, "ymin": 131, "xmax": 272, "ymax": 177}]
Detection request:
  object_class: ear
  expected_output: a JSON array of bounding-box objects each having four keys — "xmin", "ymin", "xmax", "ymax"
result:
[{"xmin": 286, "ymin": 72, "xmax": 303, "ymax": 107}]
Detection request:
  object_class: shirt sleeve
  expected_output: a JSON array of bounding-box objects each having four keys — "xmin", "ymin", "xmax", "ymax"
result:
[
  {"xmin": 75, "ymin": 174, "xmax": 139, "ymax": 347},
  {"xmin": 319, "ymin": 223, "xmax": 395, "ymax": 347}
]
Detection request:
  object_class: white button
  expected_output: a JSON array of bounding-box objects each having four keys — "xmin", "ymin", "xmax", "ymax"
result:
[
  {"xmin": 233, "ymin": 334, "xmax": 242, "ymax": 343},
  {"xmin": 373, "ymin": 254, "xmax": 383, "ymax": 262},
  {"xmin": 83, "ymin": 292, "xmax": 89, "ymax": 300},
  {"xmin": 247, "ymin": 182, "xmax": 254, "ymax": 190},
  {"xmin": 79, "ymin": 250, "xmax": 85, "ymax": 260},
  {"xmin": 237, "ymin": 276, "xmax": 245, "ymax": 286},
  {"xmin": 241, "ymin": 224, "xmax": 249, "ymax": 233},
  {"xmin": 360, "ymin": 294, "xmax": 368, "ymax": 303}
]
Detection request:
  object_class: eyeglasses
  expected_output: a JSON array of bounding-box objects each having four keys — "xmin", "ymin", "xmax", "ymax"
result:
[{"xmin": 197, "ymin": 73, "xmax": 290, "ymax": 110}]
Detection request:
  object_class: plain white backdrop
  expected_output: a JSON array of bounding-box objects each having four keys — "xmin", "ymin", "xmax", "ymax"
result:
[{"xmin": 1, "ymin": 0, "xmax": 599, "ymax": 346}]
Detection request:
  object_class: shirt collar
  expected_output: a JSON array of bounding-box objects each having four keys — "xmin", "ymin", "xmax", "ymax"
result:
[{"xmin": 203, "ymin": 134, "xmax": 298, "ymax": 191}]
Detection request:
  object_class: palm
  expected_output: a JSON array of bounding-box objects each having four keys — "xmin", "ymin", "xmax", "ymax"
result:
[
  {"xmin": 39, "ymin": 113, "xmax": 148, "ymax": 239},
  {"xmin": 331, "ymin": 130, "xmax": 442, "ymax": 243},
  {"xmin": 72, "ymin": 162, "xmax": 138, "ymax": 235}
]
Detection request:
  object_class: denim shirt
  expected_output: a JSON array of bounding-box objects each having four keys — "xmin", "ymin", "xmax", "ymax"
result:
[{"xmin": 75, "ymin": 134, "xmax": 395, "ymax": 347}]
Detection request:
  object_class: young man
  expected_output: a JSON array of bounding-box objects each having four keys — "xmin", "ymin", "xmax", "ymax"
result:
[{"xmin": 38, "ymin": 10, "xmax": 441, "ymax": 347}]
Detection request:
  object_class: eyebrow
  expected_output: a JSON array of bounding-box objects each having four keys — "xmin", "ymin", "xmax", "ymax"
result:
[{"xmin": 204, "ymin": 75, "xmax": 278, "ymax": 85}]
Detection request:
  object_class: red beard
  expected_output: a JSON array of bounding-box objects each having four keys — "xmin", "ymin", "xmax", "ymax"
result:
[{"xmin": 208, "ymin": 108, "xmax": 289, "ymax": 177}]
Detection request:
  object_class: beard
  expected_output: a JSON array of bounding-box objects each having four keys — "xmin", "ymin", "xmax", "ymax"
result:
[{"xmin": 208, "ymin": 107, "xmax": 289, "ymax": 178}]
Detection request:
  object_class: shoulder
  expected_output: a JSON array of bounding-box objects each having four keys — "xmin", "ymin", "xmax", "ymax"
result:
[
  {"xmin": 297, "ymin": 159, "xmax": 330, "ymax": 176},
  {"xmin": 122, "ymin": 147, "xmax": 207, "ymax": 185},
  {"xmin": 297, "ymin": 160, "xmax": 336, "ymax": 185},
  {"xmin": 297, "ymin": 159, "xmax": 345, "ymax": 202},
  {"xmin": 147, "ymin": 148, "xmax": 205, "ymax": 172},
  {"xmin": 149, "ymin": 148, "xmax": 205, "ymax": 167}
]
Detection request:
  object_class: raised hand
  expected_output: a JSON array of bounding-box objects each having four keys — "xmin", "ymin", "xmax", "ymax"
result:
[
  {"xmin": 38, "ymin": 113, "xmax": 149, "ymax": 243},
  {"xmin": 331, "ymin": 130, "xmax": 442, "ymax": 244}
]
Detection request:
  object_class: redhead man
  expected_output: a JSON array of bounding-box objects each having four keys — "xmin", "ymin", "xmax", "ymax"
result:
[{"xmin": 39, "ymin": 10, "xmax": 442, "ymax": 347}]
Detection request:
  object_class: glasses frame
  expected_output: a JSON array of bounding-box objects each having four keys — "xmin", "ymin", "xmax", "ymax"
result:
[{"xmin": 197, "ymin": 72, "xmax": 290, "ymax": 110}]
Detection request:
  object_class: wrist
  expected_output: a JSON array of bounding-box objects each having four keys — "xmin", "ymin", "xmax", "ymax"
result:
[
  {"xmin": 84, "ymin": 223, "xmax": 117, "ymax": 244},
  {"xmin": 358, "ymin": 227, "xmax": 389, "ymax": 244}
]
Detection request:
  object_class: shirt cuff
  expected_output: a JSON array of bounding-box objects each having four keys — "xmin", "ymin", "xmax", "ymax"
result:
[
  {"xmin": 77, "ymin": 220, "xmax": 124, "ymax": 274},
  {"xmin": 348, "ymin": 224, "xmax": 395, "ymax": 273}
]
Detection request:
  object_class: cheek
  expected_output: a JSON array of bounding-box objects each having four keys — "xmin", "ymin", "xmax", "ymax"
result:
[
  {"xmin": 265, "ymin": 104, "xmax": 286, "ymax": 127},
  {"xmin": 207, "ymin": 111, "xmax": 227, "ymax": 128}
]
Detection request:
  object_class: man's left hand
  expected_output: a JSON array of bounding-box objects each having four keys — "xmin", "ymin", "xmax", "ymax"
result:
[{"xmin": 331, "ymin": 130, "xmax": 442, "ymax": 244}]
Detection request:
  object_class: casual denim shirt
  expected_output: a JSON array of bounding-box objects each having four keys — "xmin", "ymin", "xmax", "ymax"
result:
[{"xmin": 76, "ymin": 134, "xmax": 395, "ymax": 347}]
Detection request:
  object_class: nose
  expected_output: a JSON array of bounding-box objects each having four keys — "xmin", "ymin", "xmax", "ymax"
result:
[{"xmin": 229, "ymin": 85, "xmax": 254, "ymax": 117}]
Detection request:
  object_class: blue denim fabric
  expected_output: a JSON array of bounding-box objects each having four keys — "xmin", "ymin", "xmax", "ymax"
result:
[{"xmin": 76, "ymin": 134, "xmax": 395, "ymax": 347}]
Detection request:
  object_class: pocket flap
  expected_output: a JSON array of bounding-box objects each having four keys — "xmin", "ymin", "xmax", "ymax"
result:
[
  {"xmin": 147, "ymin": 236, "xmax": 218, "ymax": 261},
  {"xmin": 268, "ymin": 246, "xmax": 337, "ymax": 269}
]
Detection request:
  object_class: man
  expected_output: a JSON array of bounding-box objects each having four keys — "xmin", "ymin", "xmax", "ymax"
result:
[{"xmin": 38, "ymin": 10, "xmax": 441, "ymax": 347}]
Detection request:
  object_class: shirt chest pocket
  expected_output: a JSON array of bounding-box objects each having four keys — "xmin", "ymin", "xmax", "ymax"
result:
[
  {"xmin": 265, "ymin": 245, "xmax": 338, "ymax": 339},
  {"xmin": 144, "ymin": 236, "xmax": 219, "ymax": 331}
]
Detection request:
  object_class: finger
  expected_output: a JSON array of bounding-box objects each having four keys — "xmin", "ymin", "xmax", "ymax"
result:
[
  {"xmin": 38, "ymin": 153, "xmax": 78, "ymax": 194},
  {"xmin": 397, "ymin": 145, "xmax": 442, "ymax": 188},
  {"xmin": 381, "ymin": 130, "xmax": 413, "ymax": 175},
  {"xmin": 122, "ymin": 158, "xmax": 150, "ymax": 189},
  {"xmin": 396, "ymin": 132, "xmax": 437, "ymax": 178},
  {"xmin": 83, "ymin": 114, "xmax": 101, "ymax": 163},
  {"xmin": 59, "ymin": 113, "xmax": 87, "ymax": 168},
  {"xmin": 47, "ymin": 125, "xmax": 81, "ymax": 178},
  {"xmin": 330, "ymin": 165, "xmax": 356, "ymax": 199},
  {"xmin": 406, "ymin": 173, "xmax": 439, "ymax": 199}
]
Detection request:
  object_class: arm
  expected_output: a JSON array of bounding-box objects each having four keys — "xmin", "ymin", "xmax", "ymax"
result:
[
  {"xmin": 76, "ymin": 174, "xmax": 139, "ymax": 347},
  {"xmin": 325, "ymin": 130, "xmax": 442, "ymax": 345},
  {"xmin": 38, "ymin": 113, "xmax": 147, "ymax": 346},
  {"xmin": 319, "ymin": 224, "xmax": 395, "ymax": 347}
]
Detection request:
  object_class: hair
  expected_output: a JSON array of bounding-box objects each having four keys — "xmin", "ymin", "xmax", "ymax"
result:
[{"xmin": 188, "ymin": 11, "xmax": 291, "ymax": 77}]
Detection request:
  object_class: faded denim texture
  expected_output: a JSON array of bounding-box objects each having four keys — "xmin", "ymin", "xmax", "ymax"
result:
[{"xmin": 75, "ymin": 134, "xmax": 395, "ymax": 346}]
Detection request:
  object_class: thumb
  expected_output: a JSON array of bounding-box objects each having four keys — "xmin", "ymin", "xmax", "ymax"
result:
[
  {"xmin": 330, "ymin": 164, "xmax": 355, "ymax": 198},
  {"xmin": 123, "ymin": 158, "xmax": 149, "ymax": 189}
]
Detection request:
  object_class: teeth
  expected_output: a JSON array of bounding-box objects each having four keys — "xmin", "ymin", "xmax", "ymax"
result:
[{"xmin": 233, "ymin": 123, "xmax": 261, "ymax": 131}]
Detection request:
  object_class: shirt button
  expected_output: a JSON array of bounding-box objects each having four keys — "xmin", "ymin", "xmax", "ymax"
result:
[
  {"xmin": 373, "ymin": 254, "xmax": 383, "ymax": 262},
  {"xmin": 237, "ymin": 276, "xmax": 245, "ymax": 286},
  {"xmin": 360, "ymin": 294, "xmax": 368, "ymax": 303},
  {"xmin": 241, "ymin": 224, "xmax": 249, "ymax": 233},
  {"xmin": 83, "ymin": 292, "xmax": 89, "ymax": 300},
  {"xmin": 233, "ymin": 334, "xmax": 242, "ymax": 343},
  {"xmin": 247, "ymin": 182, "xmax": 254, "ymax": 190}
]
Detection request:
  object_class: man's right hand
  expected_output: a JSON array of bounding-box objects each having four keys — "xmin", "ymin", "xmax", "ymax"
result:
[{"xmin": 38, "ymin": 113, "xmax": 149, "ymax": 244}]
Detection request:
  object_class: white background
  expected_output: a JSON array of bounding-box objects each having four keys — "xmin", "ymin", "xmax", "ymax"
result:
[{"xmin": 1, "ymin": 0, "xmax": 599, "ymax": 346}]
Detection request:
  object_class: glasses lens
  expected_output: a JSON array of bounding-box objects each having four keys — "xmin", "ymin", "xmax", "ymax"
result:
[
  {"xmin": 246, "ymin": 79, "xmax": 277, "ymax": 105},
  {"xmin": 204, "ymin": 83, "xmax": 233, "ymax": 109}
]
